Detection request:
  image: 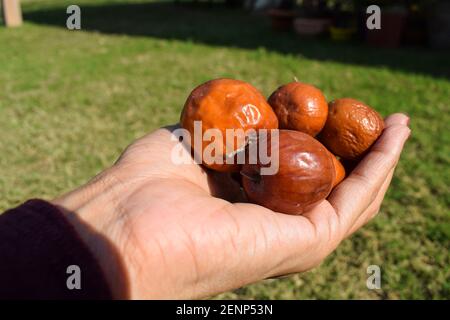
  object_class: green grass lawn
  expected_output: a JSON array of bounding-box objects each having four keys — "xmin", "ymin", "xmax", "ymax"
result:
[{"xmin": 1, "ymin": 0, "xmax": 449, "ymax": 299}]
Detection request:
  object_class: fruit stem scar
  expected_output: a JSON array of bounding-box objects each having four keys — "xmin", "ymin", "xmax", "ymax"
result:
[{"xmin": 240, "ymin": 171, "xmax": 261, "ymax": 183}]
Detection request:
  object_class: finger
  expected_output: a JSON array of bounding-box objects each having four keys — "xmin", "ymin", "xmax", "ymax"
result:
[
  {"xmin": 384, "ymin": 113, "xmax": 409, "ymax": 127},
  {"xmin": 328, "ymin": 121, "xmax": 410, "ymax": 233},
  {"xmin": 346, "ymin": 167, "xmax": 395, "ymax": 237}
]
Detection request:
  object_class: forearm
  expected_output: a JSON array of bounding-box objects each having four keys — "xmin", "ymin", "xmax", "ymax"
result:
[
  {"xmin": 52, "ymin": 166, "xmax": 131, "ymax": 299},
  {"xmin": 0, "ymin": 199, "xmax": 113, "ymax": 299}
]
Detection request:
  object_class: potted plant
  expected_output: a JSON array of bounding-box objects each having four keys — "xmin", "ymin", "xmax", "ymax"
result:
[
  {"xmin": 362, "ymin": 0, "xmax": 409, "ymax": 47},
  {"xmin": 293, "ymin": 0, "xmax": 333, "ymax": 37},
  {"xmin": 268, "ymin": 0, "xmax": 297, "ymax": 32},
  {"xmin": 329, "ymin": 0, "xmax": 357, "ymax": 41}
]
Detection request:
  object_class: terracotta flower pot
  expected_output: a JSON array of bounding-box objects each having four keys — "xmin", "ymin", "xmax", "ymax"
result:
[
  {"xmin": 268, "ymin": 9, "xmax": 296, "ymax": 32},
  {"xmin": 366, "ymin": 7, "xmax": 408, "ymax": 48},
  {"xmin": 293, "ymin": 17, "xmax": 331, "ymax": 36},
  {"xmin": 403, "ymin": 12, "xmax": 427, "ymax": 46},
  {"xmin": 428, "ymin": 1, "xmax": 450, "ymax": 48}
]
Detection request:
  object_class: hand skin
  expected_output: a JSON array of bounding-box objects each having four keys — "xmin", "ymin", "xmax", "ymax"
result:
[{"xmin": 53, "ymin": 113, "xmax": 410, "ymax": 299}]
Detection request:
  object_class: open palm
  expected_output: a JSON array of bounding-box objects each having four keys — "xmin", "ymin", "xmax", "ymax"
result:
[{"xmin": 59, "ymin": 114, "xmax": 409, "ymax": 299}]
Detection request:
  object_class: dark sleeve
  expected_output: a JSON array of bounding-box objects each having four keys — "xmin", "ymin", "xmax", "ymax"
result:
[{"xmin": 0, "ymin": 199, "xmax": 113, "ymax": 299}]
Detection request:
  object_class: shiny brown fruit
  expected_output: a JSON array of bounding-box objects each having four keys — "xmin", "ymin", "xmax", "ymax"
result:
[
  {"xmin": 268, "ymin": 82, "xmax": 328, "ymax": 136},
  {"xmin": 241, "ymin": 130, "xmax": 335, "ymax": 215},
  {"xmin": 319, "ymin": 98, "xmax": 384, "ymax": 160},
  {"xmin": 329, "ymin": 152, "xmax": 346, "ymax": 188},
  {"xmin": 180, "ymin": 78, "xmax": 279, "ymax": 172}
]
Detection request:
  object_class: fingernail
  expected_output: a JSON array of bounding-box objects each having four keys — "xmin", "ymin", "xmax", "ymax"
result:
[
  {"xmin": 405, "ymin": 113, "xmax": 411, "ymax": 126},
  {"xmin": 405, "ymin": 127, "xmax": 412, "ymax": 139},
  {"xmin": 402, "ymin": 113, "xmax": 410, "ymax": 126}
]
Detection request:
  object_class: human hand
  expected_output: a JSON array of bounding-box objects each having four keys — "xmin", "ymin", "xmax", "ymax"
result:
[{"xmin": 53, "ymin": 113, "xmax": 410, "ymax": 299}]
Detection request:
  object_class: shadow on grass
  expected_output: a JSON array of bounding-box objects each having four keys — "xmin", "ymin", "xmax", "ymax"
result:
[{"xmin": 23, "ymin": 1, "xmax": 450, "ymax": 79}]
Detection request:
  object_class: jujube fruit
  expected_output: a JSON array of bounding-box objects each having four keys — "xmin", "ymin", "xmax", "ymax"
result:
[
  {"xmin": 241, "ymin": 130, "xmax": 335, "ymax": 215},
  {"xmin": 329, "ymin": 152, "xmax": 346, "ymax": 188},
  {"xmin": 268, "ymin": 82, "xmax": 328, "ymax": 136},
  {"xmin": 180, "ymin": 78, "xmax": 279, "ymax": 172},
  {"xmin": 319, "ymin": 98, "xmax": 384, "ymax": 160}
]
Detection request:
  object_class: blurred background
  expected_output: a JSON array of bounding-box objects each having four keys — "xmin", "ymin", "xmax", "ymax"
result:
[{"xmin": 0, "ymin": 0, "xmax": 449, "ymax": 299}]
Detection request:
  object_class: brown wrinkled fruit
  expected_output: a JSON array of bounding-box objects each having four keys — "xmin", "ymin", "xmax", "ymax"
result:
[
  {"xmin": 268, "ymin": 82, "xmax": 328, "ymax": 136},
  {"xmin": 241, "ymin": 130, "xmax": 335, "ymax": 215},
  {"xmin": 341, "ymin": 158, "xmax": 359, "ymax": 175},
  {"xmin": 180, "ymin": 78, "xmax": 278, "ymax": 172},
  {"xmin": 319, "ymin": 98, "xmax": 384, "ymax": 160},
  {"xmin": 329, "ymin": 152, "xmax": 346, "ymax": 188}
]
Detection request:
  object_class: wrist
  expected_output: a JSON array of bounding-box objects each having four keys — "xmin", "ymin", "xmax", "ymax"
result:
[{"xmin": 52, "ymin": 166, "xmax": 131, "ymax": 299}]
